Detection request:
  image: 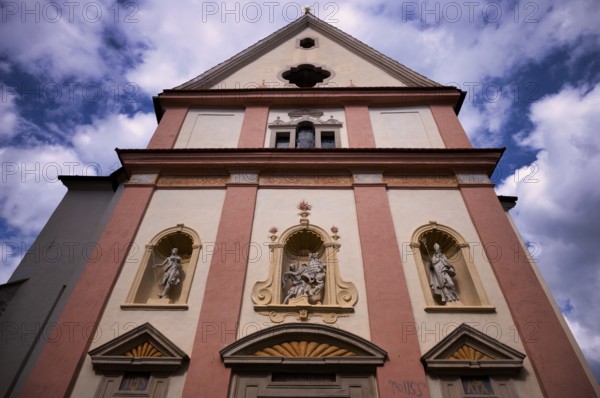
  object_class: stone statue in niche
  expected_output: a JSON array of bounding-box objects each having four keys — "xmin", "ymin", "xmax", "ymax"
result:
[
  {"xmin": 281, "ymin": 252, "xmax": 326, "ymax": 304},
  {"xmin": 154, "ymin": 248, "xmax": 182, "ymax": 299},
  {"xmin": 423, "ymin": 241, "xmax": 459, "ymax": 303}
]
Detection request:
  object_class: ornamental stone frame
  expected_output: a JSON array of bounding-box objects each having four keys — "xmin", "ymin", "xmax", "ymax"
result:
[
  {"xmin": 122, "ymin": 224, "xmax": 201, "ymax": 310},
  {"xmin": 411, "ymin": 222, "xmax": 494, "ymax": 312},
  {"xmin": 421, "ymin": 323, "xmax": 525, "ymax": 398},
  {"xmin": 252, "ymin": 211, "xmax": 358, "ymax": 323},
  {"xmin": 89, "ymin": 323, "xmax": 189, "ymax": 398},
  {"xmin": 221, "ymin": 323, "xmax": 386, "ymax": 398},
  {"xmin": 267, "ymin": 108, "xmax": 342, "ymax": 148}
]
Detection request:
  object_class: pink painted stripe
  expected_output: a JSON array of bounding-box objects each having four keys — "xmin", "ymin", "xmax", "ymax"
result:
[
  {"xmin": 354, "ymin": 185, "xmax": 430, "ymax": 398},
  {"xmin": 461, "ymin": 186, "xmax": 596, "ymax": 397},
  {"xmin": 147, "ymin": 107, "xmax": 189, "ymax": 149},
  {"xmin": 345, "ymin": 105, "xmax": 376, "ymax": 148},
  {"xmin": 182, "ymin": 185, "xmax": 257, "ymax": 397},
  {"xmin": 430, "ymin": 105, "xmax": 472, "ymax": 148},
  {"xmin": 237, "ymin": 105, "xmax": 269, "ymax": 148}
]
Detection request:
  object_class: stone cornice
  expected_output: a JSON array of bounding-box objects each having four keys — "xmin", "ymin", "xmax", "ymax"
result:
[
  {"xmin": 117, "ymin": 148, "xmax": 503, "ymax": 181},
  {"xmin": 155, "ymin": 87, "xmax": 463, "ymax": 110}
]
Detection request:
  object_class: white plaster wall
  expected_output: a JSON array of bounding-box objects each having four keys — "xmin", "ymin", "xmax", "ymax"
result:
[
  {"xmin": 370, "ymin": 106, "xmax": 444, "ymax": 148},
  {"xmin": 215, "ymin": 28, "xmax": 405, "ymax": 89},
  {"xmin": 69, "ymin": 189, "xmax": 226, "ymax": 397},
  {"xmin": 237, "ymin": 189, "xmax": 371, "ymax": 340},
  {"xmin": 265, "ymin": 108, "xmax": 348, "ymax": 148},
  {"xmin": 386, "ymin": 189, "xmax": 544, "ymax": 398},
  {"xmin": 174, "ymin": 109, "xmax": 244, "ymax": 148}
]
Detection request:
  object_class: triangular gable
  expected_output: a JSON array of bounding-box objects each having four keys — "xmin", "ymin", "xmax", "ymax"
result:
[
  {"xmin": 221, "ymin": 323, "xmax": 386, "ymax": 370},
  {"xmin": 174, "ymin": 13, "xmax": 440, "ymax": 90},
  {"xmin": 421, "ymin": 323, "xmax": 525, "ymax": 375},
  {"xmin": 89, "ymin": 323, "xmax": 189, "ymax": 371}
]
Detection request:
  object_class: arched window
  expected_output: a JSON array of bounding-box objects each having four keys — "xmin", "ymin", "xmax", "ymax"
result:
[
  {"xmin": 122, "ymin": 225, "xmax": 201, "ymax": 309},
  {"xmin": 411, "ymin": 222, "xmax": 493, "ymax": 312},
  {"xmin": 295, "ymin": 122, "xmax": 315, "ymax": 148}
]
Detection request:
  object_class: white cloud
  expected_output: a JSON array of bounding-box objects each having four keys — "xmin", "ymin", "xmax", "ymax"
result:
[
  {"xmin": 0, "ymin": 89, "xmax": 19, "ymax": 138},
  {"xmin": 0, "ymin": 251, "xmax": 21, "ymax": 283},
  {"xmin": 497, "ymin": 83, "xmax": 600, "ymax": 371},
  {"xmin": 458, "ymin": 91, "xmax": 514, "ymax": 146},
  {"xmin": 71, "ymin": 112, "xmax": 156, "ymax": 172},
  {"xmin": 122, "ymin": 2, "xmax": 282, "ymax": 94},
  {"xmin": 0, "ymin": 61, "xmax": 11, "ymax": 74},
  {"xmin": 565, "ymin": 316, "xmax": 600, "ymax": 372},
  {"xmin": 0, "ymin": 111, "xmax": 155, "ymax": 282},
  {"xmin": 332, "ymin": 0, "xmax": 600, "ymax": 140},
  {"xmin": 0, "ymin": 1, "xmax": 107, "ymax": 80},
  {"xmin": 0, "ymin": 146, "xmax": 77, "ymax": 236},
  {"xmin": 0, "ymin": 144, "xmax": 81, "ymax": 283}
]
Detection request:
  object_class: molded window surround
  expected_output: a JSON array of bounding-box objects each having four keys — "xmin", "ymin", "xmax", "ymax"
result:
[{"xmin": 268, "ymin": 108, "xmax": 342, "ymax": 149}]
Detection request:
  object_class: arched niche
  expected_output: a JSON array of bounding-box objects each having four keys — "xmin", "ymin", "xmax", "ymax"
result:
[
  {"xmin": 122, "ymin": 224, "xmax": 201, "ymax": 310},
  {"xmin": 252, "ymin": 220, "xmax": 358, "ymax": 323},
  {"xmin": 411, "ymin": 222, "xmax": 494, "ymax": 312}
]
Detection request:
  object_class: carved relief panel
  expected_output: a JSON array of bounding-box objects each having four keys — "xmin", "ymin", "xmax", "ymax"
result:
[{"xmin": 252, "ymin": 202, "xmax": 358, "ymax": 323}]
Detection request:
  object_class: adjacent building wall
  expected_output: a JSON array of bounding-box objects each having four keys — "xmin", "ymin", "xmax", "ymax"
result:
[{"xmin": 0, "ymin": 182, "xmax": 122, "ymax": 398}]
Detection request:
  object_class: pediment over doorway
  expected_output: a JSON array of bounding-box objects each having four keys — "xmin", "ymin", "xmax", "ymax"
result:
[
  {"xmin": 89, "ymin": 323, "xmax": 189, "ymax": 372},
  {"xmin": 421, "ymin": 323, "xmax": 525, "ymax": 376},
  {"xmin": 220, "ymin": 323, "xmax": 386, "ymax": 371}
]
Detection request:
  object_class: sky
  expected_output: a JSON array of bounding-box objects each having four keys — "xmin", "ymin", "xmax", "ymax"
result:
[{"xmin": 1, "ymin": 0, "xmax": 599, "ymax": 382}]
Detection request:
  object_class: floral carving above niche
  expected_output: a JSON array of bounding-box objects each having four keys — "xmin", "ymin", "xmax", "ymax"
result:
[
  {"xmin": 252, "ymin": 202, "xmax": 358, "ymax": 323},
  {"xmin": 270, "ymin": 108, "xmax": 342, "ymax": 127}
]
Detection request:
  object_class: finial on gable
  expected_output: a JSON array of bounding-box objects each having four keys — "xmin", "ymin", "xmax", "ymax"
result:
[{"xmin": 303, "ymin": 5, "xmax": 313, "ymax": 14}]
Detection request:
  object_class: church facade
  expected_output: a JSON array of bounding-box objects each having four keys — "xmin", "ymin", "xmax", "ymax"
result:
[{"xmin": 2, "ymin": 12, "xmax": 598, "ymax": 398}]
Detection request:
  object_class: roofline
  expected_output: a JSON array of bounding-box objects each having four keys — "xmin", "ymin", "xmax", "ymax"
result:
[
  {"xmin": 161, "ymin": 85, "xmax": 460, "ymax": 95},
  {"xmin": 498, "ymin": 195, "xmax": 518, "ymax": 211},
  {"xmin": 153, "ymin": 96, "xmax": 163, "ymax": 123},
  {"xmin": 153, "ymin": 86, "xmax": 466, "ymax": 121},
  {"xmin": 58, "ymin": 167, "xmax": 127, "ymax": 191},
  {"xmin": 455, "ymin": 90, "xmax": 467, "ymax": 115},
  {"xmin": 175, "ymin": 13, "xmax": 440, "ymax": 90},
  {"xmin": 152, "ymin": 86, "xmax": 464, "ymax": 119}
]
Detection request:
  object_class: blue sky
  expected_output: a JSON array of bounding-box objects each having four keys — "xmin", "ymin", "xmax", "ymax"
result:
[{"xmin": 1, "ymin": 0, "xmax": 599, "ymax": 382}]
